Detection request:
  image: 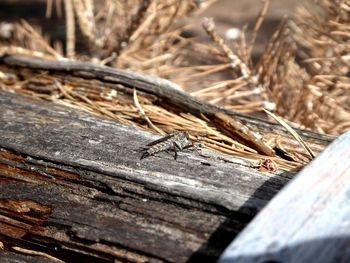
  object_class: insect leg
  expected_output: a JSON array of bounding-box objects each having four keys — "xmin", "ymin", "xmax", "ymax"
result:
[
  {"xmin": 140, "ymin": 151, "xmax": 150, "ymax": 159},
  {"xmin": 171, "ymin": 143, "xmax": 178, "ymax": 160},
  {"xmin": 183, "ymin": 141, "xmax": 194, "ymax": 150},
  {"xmin": 174, "ymin": 141, "xmax": 183, "ymax": 150}
]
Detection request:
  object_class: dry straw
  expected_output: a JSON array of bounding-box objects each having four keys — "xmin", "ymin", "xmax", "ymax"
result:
[{"xmin": 1, "ymin": 0, "xmax": 343, "ymax": 172}]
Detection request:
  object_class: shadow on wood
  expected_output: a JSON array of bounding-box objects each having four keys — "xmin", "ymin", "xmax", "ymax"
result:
[
  {"xmin": 219, "ymin": 131, "xmax": 350, "ymax": 263},
  {"xmin": 188, "ymin": 174, "xmax": 290, "ymax": 262}
]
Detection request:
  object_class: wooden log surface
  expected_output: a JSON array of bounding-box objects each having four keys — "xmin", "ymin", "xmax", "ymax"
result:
[
  {"xmin": 218, "ymin": 130, "xmax": 350, "ymax": 263},
  {"xmin": 0, "ymin": 90, "xmax": 300, "ymax": 262},
  {"xmin": 0, "ymin": 54, "xmax": 334, "ymax": 156},
  {"xmin": 0, "ymin": 251, "xmax": 56, "ymax": 263}
]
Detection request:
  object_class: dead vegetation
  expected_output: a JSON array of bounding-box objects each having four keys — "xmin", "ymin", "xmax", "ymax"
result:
[
  {"xmin": 0, "ymin": 0, "xmax": 346, "ymax": 171},
  {"xmin": 286, "ymin": 0, "xmax": 350, "ymax": 134}
]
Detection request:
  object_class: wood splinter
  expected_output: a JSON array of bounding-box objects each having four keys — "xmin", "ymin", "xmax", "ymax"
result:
[
  {"xmin": 213, "ymin": 112, "xmax": 275, "ymax": 157},
  {"xmin": 0, "ymin": 54, "xmax": 275, "ymax": 157}
]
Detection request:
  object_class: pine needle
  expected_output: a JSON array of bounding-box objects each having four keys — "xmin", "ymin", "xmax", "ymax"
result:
[
  {"xmin": 133, "ymin": 89, "xmax": 164, "ymax": 135},
  {"xmin": 264, "ymin": 109, "xmax": 316, "ymax": 159},
  {"xmin": 12, "ymin": 246, "xmax": 65, "ymax": 263}
]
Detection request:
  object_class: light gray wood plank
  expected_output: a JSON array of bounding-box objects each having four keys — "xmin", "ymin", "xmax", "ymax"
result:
[{"xmin": 219, "ymin": 131, "xmax": 350, "ymax": 263}]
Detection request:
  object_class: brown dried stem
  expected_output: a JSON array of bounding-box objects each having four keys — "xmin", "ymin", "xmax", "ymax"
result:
[
  {"xmin": 72, "ymin": 0, "xmax": 99, "ymax": 51},
  {"xmin": 116, "ymin": 0, "xmax": 152, "ymax": 55},
  {"xmin": 248, "ymin": 0, "xmax": 270, "ymax": 56},
  {"xmin": 202, "ymin": 17, "xmax": 251, "ymax": 79},
  {"xmin": 64, "ymin": 0, "xmax": 75, "ymax": 58}
]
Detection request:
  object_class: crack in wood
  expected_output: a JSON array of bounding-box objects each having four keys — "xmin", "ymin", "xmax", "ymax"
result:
[{"xmin": 0, "ymin": 90, "xmax": 309, "ymax": 262}]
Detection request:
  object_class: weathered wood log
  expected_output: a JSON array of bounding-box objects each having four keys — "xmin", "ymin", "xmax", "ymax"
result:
[
  {"xmin": 0, "ymin": 90, "xmax": 297, "ymax": 262},
  {"xmin": 0, "ymin": 54, "xmax": 334, "ymax": 156},
  {"xmin": 219, "ymin": 130, "xmax": 350, "ymax": 263}
]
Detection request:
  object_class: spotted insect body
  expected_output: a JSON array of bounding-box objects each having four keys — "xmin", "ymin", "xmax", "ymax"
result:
[{"xmin": 141, "ymin": 132, "xmax": 193, "ymax": 160}]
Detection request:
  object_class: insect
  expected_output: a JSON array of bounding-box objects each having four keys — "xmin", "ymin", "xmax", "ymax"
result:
[{"xmin": 141, "ymin": 131, "xmax": 193, "ymax": 160}]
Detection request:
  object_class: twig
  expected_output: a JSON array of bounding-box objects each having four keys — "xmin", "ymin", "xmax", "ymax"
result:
[
  {"xmin": 213, "ymin": 112, "xmax": 275, "ymax": 156},
  {"xmin": 19, "ymin": 20, "xmax": 63, "ymax": 59},
  {"xmin": 248, "ymin": 0, "xmax": 270, "ymax": 56},
  {"xmin": 0, "ymin": 54, "xmax": 286, "ymax": 156},
  {"xmin": 202, "ymin": 17, "xmax": 251, "ymax": 79},
  {"xmin": 129, "ymin": 0, "xmax": 157, "ymax": 43},
  {"xmin": 116, "ymin": 0, "xmax": 152, "ymax": 54}
]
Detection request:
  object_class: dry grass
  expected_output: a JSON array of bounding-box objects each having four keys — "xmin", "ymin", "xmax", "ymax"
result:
[
  {"xmin": 0, "ymin": 65, "xmax": 321, "ymax": 172},
  {"xmin": 0, "ymin": 0, "xmax": 346, "ymax": 172},
  {"xmin": 271, "ymin": 0, "xmax": 350, "ymax": 135}
]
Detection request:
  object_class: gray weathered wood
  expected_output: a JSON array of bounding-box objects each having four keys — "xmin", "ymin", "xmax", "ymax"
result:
[
  {"xmin": 0, "ymin": 90, "xmax": 294, "ymax": 262},
  {"xmin": 0, "ymin": 54, "xmax": 333, "ymax": 155},
  {"xmin": 219, "ymin": 131, "xmax": 350, "ymax": 263},
  {"xmin": 0, "ymin": 252, "xmax": 55, "ymax": 263}
]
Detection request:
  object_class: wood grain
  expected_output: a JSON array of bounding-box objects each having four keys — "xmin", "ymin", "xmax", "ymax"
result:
[
  {"xmin": 0, "ymin": 90, "xmax": 293, "ymax": 262},
  {"xmin": 219, "ymin": 131, "xmax": 350, "ymax": 263},
  {"xmin": 0, "ymin": 54, "xmax": 334, "ymax": 156}
]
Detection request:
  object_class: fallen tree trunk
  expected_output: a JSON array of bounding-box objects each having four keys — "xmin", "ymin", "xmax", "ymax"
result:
[
  {"xmin": 0, "ymin": 52, "xmax": 336, "ymax": 262},
  {"xmin": 0, "ymin": 90, "xmax": 297, "ymax": 262}
]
